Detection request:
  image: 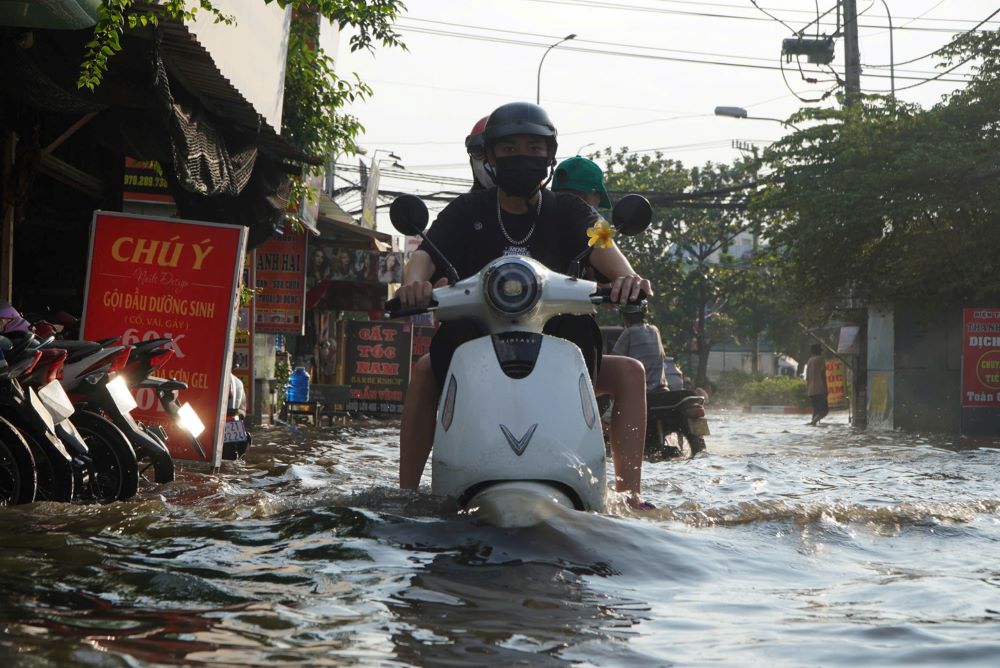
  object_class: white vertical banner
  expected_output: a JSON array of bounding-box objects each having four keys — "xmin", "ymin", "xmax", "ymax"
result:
[{"xmin": 361, "ymin": 160, "xmax": 380, "ymax": 230}]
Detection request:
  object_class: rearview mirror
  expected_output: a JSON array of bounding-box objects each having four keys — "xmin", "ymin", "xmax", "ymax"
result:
[
  {"xmin": 611, "ymin": 194, "xmax": 652, "ymax": 236},
  {"xmin": 389, "ymin": 195, "xmax": 429, "ymax": 236}
]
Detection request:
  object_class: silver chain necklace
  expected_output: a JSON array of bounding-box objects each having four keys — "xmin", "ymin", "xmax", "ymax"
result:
[{"xmin": 496, "ymin": 191, "xmax": 542, "ymax": 245}]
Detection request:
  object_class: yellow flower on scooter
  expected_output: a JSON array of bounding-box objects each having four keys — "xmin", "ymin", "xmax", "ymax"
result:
[{"xmin": 586, "ymin": 218, "xmax": 615, "ymax": 248}]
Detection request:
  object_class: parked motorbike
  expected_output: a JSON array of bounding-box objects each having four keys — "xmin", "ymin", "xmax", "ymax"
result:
[
  {"xmin": 0, "ymin": 333, "xmax": 75, "ymax": 502},
  {"xmin": 120, "ymin": 336, "xmax": 206, "ymax": 469},
  {"xmin": 221, "ymin": 374, "xmax": 250, "ymax": 460},
  {"xmin": 384, "ymin": 193, "xmax": 652, "ymax": 527},
  {"xmin": 54, "ymin": 337, "xmax": 176, "ymax": 484},
  {"xmin": 646, "ymin": 388, "xmax": 709, "ymax": 459},
  {"xmin": 0, "ymin": 411, "xmax": 36, "ymax": 504},
  {"xmin": 8, "ymin": 329, "xmax": 141, "ymax": 501}
]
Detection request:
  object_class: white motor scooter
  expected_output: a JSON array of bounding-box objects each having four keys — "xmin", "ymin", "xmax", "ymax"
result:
[{"xmin": 386, "ymin": 194, "xmax": 652, "ymax": 526}]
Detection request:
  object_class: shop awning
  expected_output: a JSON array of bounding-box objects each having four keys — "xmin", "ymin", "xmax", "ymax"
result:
[
  {"xmin": 0, "ymin": 0, "xmax": 100, "ymax": 29},
  {"xmin": 316, "ymin": 195, "xmax": 392, "ymax": 251},
  {"xmin": 156, "ymin": 19, "xmax": 321, "ymax": 167}
]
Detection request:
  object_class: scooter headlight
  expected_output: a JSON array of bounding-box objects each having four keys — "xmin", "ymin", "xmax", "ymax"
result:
[{"xmin": 483, "ymin": 259, "xmax": 540, "ymax": 317}]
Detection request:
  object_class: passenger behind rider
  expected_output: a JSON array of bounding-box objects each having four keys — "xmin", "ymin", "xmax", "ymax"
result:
[
  {"xmin": 465, "ymin": 116, "xmax": 493, "ymax": 191},
  {"xmin": 396, "ymin": 102, "xmax": 652, "ymax": 508},
  {"xmin": 551, "ymin": 155, "xmax": 661, "ymax": 498}
]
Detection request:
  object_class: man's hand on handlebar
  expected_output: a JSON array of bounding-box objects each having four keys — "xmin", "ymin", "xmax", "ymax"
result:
[
  {"xmin": 610, "ymin": 274, "xmax": 653, "ymax": 304},
  {"xmin": 395, "ymin": 277, "xmax": 449, "ymax": 309}
]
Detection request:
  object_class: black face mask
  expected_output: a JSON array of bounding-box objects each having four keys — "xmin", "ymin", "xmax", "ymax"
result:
[{"xmin": 493, "ymin": 155, "xmax": 550, "ymax": 198}]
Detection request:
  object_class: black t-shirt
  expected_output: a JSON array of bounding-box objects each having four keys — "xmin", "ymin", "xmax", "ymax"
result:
[{"xmin": 418, "ymin": 187, "xmax": 599, "ymax": 282}]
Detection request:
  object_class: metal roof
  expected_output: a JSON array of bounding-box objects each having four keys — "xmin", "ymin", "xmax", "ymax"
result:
[
  {"xmin": 156, "ymin": 18, "xmax": 321, "ymax": 166},
  {"xmin": 0, "ymin": 0, "xmax": 100, "ymax": 29}
]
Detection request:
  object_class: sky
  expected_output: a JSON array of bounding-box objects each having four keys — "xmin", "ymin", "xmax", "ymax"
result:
[{"xmin": 333, "ymin": 0, "xmax": 999, "ymax": 234}]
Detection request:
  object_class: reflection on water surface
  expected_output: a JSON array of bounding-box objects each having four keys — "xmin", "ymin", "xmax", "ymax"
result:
[{"xmin": 1, "ymin": 412, "xmax": 999, "ymax": 666}]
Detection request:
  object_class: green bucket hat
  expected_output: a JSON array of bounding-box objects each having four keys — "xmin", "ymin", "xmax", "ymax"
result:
[{"xmin": 552, "ymin": 156, "xmax": 612, "ymax": 209}]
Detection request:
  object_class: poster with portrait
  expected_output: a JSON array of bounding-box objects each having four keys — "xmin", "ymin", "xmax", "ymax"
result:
[
  {"xmin": 307, "ymin": 238, "xmax": 402, "ymax": 287},
  {"xmin": 377, "ymin": 252, "xmax": 403, "ymax": 284}
]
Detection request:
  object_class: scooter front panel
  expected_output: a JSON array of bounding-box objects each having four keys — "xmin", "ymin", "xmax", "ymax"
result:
[{"xmin": 431, "ymin": 335, "xmax": 606, "ymax": 511}]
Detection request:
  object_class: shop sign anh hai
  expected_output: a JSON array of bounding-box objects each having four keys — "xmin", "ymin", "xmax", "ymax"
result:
[{"xmin": 255, "ymin": 230, "xmax": 307, "ymax": 335}]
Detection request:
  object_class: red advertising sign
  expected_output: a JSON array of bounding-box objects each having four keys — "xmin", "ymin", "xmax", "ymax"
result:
[
  {"xmin": 255, "ymin": 230, "xmax": 307, "ymax": 334},
  {"xmin": 962, "ymin": 308, "xmax": 1000, "ymax": 407},
  {"xmin": 344, "ymin": 320, "xmax": 412, "ymax": 416},
  {"xmin": 410, "ymin": 324, "xmax": 435, "ymax": 377},
  {"xmin": 825, "ymin": 358, "xmax": 846, "ymax": 407},
  {"xmin": 81, "ymin": 211, "xmax": 246, "ymax": 465}
]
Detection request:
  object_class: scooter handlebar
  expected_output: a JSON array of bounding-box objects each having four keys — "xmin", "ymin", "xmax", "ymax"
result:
[
  {"xmin": 384, "ymin": 297, "xmax": 439, "ymax": 319},
  {"xmin": 591, "ymin": 287, "xmax": 649, "ymax": 304}
]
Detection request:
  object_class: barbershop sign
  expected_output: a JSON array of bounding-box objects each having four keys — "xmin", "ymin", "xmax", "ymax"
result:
[
  {"xmin": 81, "ymin": 211, "xmax": 246, "ymax": 465},
  {"xmin": 961, "ymin": 308, "xmax": 1000, "ymax": 407}
]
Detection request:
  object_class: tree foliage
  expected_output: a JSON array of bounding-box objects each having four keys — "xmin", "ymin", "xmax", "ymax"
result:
[
  {"xmin": 758, "ymin": 29, "xmax": 1000, "ymax": 309},
  {"xmin": 601, "ymin": 149, "xmax": 780, "ymax": 386}
]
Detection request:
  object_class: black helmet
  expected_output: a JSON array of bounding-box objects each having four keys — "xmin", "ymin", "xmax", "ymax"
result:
[{"xmin": 484, "ymin": 102, "xmax": 558, "ymax": 154}]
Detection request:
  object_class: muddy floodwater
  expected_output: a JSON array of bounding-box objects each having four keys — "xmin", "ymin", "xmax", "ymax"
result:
[{"xmin": 1, "ymin": 409, "xmax": 999, "ymax": 666}]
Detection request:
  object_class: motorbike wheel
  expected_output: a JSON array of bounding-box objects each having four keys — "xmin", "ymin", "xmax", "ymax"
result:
[
  {"xmin": 0, "ymin": 417, "xmax": 36, "ymax": 504},
  {"xmin": 71, "ymin": 411, "xmax": 139, "ymax": 501},
  {"xmin": 19, "ymin": 430, "xmax": 74, "ymax": 502},
  {"xmin": 135, "ymin": 424, "xmax": 175, "ymax": 484},
  {"xmin": 685, "ymin": 433, "xmax": 707, "ymax": 456}
]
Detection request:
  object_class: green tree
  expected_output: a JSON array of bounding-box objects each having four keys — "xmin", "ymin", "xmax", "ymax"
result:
[
  {"xmin": 602, "ymin": 150, "xmax": 768, "ymax": 387},
  {"xmin": 758, "ymin": 29, "xmax": 1000, "ymax": 309}
]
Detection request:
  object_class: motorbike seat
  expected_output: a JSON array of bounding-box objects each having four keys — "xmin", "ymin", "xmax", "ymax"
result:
[
  {"xmin": 647, "ymin": 388, "xmax": 704, "ymax": 414},
  {"xmin": 144, "ymin": 378, "xmax": 188, "ymax": 392},
  {"xmin": 132, "ymin": 338, "xmax": 172, "ymax": 352},
  {"xmin": 51, "ymin": 339, "xmax": 104, "ymax": 363}
]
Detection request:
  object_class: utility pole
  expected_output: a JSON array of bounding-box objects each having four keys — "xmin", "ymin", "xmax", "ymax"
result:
[
  {"xmin": 843, "ymin": 0, "xmax": 867, "ymax": 427},
  {"xmin": 843, "ymin": 0, "xmax": 862, "ymax": 104}
]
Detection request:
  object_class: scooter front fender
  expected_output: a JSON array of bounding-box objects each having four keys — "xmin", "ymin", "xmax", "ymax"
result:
[{"xmin": 431, "ymin": 335, "xmax": 606, "ymax": 512}]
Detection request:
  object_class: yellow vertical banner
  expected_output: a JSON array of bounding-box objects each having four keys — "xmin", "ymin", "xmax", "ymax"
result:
[{"xmin": 825, "ymin": 358, "xmax": 846, "ymax": 407}]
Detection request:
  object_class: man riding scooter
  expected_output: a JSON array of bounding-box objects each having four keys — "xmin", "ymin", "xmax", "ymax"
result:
[{"xmin": 396, "ymin": 102, "xmax": 654, "ymax": 509}]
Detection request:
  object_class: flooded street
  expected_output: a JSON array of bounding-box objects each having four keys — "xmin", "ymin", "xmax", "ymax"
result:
[{"xmin": 2, "ymin": 409, "xmax": 999, "ymax": 666}]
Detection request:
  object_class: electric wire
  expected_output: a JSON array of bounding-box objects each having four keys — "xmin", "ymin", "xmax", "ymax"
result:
[
  {"xmin": 749, "ymin": 0, "xmax": 797, "ymax": 34},
  {"xmin": 649, "ymin": 0, "xmax": 984, "ymax": 27},
  {"xmin": 864, "ymin": 7, "xmax": 1000, "ymax": 68},
  {"xmin": 397, "ymin": 24, "xmax": 970, "ymax": 84},
  {"xmin": 398, "ymin": 17, "xmax": 975, "ymax": 80},
  {"xmin": 863, "ymin": 49, "xmax": 980, "ymax": 93},
  {"xmin": 400, "ymin": 16, "xmax": 776, "ymax": 66},
  {"xmin": 520, "ymin": 0, "xmax": 1000, "ymax": 33}
]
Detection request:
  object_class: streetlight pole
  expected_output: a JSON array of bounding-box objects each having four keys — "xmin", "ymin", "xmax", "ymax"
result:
[
  {"xmin": 877, "ymin": 0, "xmax": 895, "ymax": 104},
  {"xmin": 536, "ymin": 33, "xmax": 576, "ymax": 105},
  {"xmin": 714, "ymin": 106, "xmax": 801, "ymax": 132}
]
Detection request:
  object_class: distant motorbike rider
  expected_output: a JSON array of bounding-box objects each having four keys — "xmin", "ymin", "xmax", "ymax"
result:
[
  {"xmin": 396, "ymin": 101, "xmax": 653, "ymax": 508},
  {"xmin": 612, "ymin": 303, "xmax": 668, "ymax": 392}
]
